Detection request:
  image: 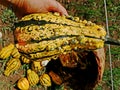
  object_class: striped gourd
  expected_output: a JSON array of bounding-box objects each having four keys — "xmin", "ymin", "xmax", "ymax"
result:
[
  {"xmin": 27, "ymin": 69, "xmax": 39, "ymax": 86},
  {"xmin": 4, "ymin": 58, "xmax": 21, "ymax": 76},
  {"xmin": 39, "ymin": 73, "xmax": 51, "ymax": 87},
  {"xmin": 14, "ymin": 12, "xmax": 106, "ymax": 60}
]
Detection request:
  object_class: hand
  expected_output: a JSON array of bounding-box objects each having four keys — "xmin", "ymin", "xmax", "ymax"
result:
[{"xmin": 1, "ymin": 0, "xmax": 68, "ymax": 18}]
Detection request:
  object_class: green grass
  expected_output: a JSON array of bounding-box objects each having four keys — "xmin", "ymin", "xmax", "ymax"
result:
[
  {"xmin": 97, "ymin": 68, "xmax": 120, "ymax": 90},
  {"xmin": 0, "ymin": 8, "xmax": 17, "ymax": 47},
  {"xmin": 0, "ymin": 8, "xmax": 17, "ymax": 24},
  {"xmin": 0, "ymin": 8, "xmax": 17, "ymax": 32}
]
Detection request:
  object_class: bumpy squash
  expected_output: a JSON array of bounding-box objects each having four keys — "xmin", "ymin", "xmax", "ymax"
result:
[
  {"xmin": 39, "ymin": 73, "xmax": 51, "ymax": 87},
  {"xmin": 27, "ymin": 69, "xmax": 39, "ymax": 86},
  {"xmin": 4, "ymin": 58, "xmax": 21, "ymax": 76},
  {"xmin": 17, "ymin": 77, "xmax": 29, "ymax": 90},
  {"xmin": 14, "ymin": 12, "xmax": 106, "ymax": 60}
]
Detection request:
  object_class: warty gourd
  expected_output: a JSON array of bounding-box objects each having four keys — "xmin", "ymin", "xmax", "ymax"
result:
[{"xmin": 14, "ymin": 12, "xmax": 106, "ymax": 61}]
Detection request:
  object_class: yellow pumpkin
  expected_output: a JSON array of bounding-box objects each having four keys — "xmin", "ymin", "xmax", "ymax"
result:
[{"xmin": 17, "ymin": 77, "xmax": 29, "ymax": 90}]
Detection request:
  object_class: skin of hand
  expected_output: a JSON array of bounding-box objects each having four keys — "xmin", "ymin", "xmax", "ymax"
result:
[{"xmin": 0, "ymin": 0, "xmax": 68, "ymax": 18}]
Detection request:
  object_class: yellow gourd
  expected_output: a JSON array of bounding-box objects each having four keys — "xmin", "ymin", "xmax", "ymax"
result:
[
  {"xmin": 31, "ymin": 61, "xmax": 43, "ymax": 72},
  {"xmin": 17, "ymin": 77, "xmax": 29, "ymax": 90},
  {"xmin": 20, "ymin": 55, "xmax": 31, "ymax": 64},
  {"xmin": 39, "ymin": 73, "xmax": 51, "ymax": 87},
  {"xmin": 4, "ymin": 58, "xmax": 21, "ymax": 76},
  {"xmin": 27, "ymin": 69, "xmax": 39, "ymax": 86},
  {"xmin": 0, "ymin": 44, "xmax": 14, "ymax": 59},
  {"xmin": 11, "ymin": 47, "xmax": 21, "ymax": 58}
]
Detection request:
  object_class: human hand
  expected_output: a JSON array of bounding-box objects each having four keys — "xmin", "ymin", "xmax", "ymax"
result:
[{"xmin": 5, "ymin": 0, "xmax": 68, "ymax": 18}]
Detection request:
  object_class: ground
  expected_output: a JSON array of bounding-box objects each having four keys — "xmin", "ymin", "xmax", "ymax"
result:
[{"xmin": 0, "ymin": 0, "xmax": 120, "ymax": 90}]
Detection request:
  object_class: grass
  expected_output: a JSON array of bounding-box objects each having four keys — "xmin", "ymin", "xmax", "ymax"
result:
[
  {"xmin": 97, "ymin": 68, "xmax": 120, "ymax": 90},
  {"xmin": 0, "ymin": 8, "xmax": 17, "ymax": 32},
  {"xmin": 0, "ymin": 0, "xmax": 120, "ymax": 90}
]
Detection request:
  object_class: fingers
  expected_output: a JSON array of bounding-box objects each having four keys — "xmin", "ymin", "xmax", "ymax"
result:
[
  {"xmin": 48, "ymin": 0, "xmax": 68, "ymax": 16},
  {"xmin": 56, "ymin": 2, "xmax": 68, "ymax": 16}
]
